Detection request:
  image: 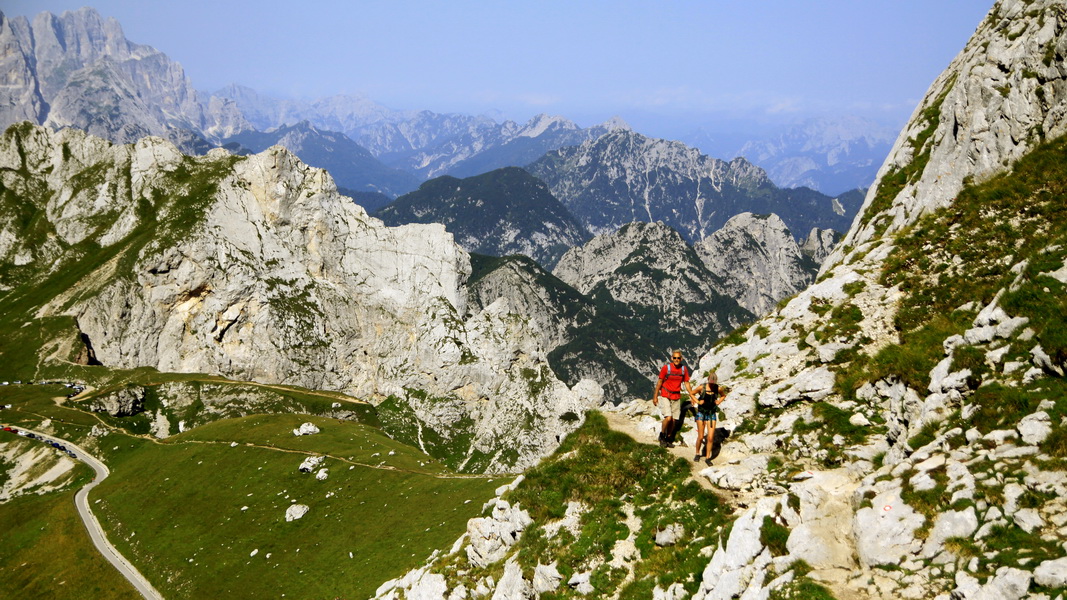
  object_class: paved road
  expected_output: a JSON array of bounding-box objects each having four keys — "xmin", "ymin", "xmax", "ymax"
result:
[{"xmin": 23, "ymin": 429, "xmax": 165, "ymax": 600}]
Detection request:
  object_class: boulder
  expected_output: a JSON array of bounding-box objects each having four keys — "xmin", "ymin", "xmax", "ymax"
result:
[
  {"xmin": 532, "ymin": 563, "xmax": 562, "ymax": 594},
  {"xmin": 466, "ymin": 500, "xmax": 533, "ymax": 567},
  {"xmin": 285, "ymin": 504, "xmax": 309, "ymax": 521},
  {"xmin": 1034, "ymin": 557, "xmax": 1067, "ymax": 588},
  {"xmin": 1012, "ymin": 508, "xmax": 1043, "ymax": 533},
  {"xmin": 920, "ymin": 507, "xmax": 978, "ymax": 558},
  {"xmin": 853, "ymin": 487, "xmax": 924, "ymax": 567},
  {"xmin": 491, "ymin": 560, "xmax": 531, "ymax": 600},
  {"xmin": 293, "ymin": 422, "xmax": 320, "ymax": 436},
  {"xmin": 567, "ymin": 571, "xmax": 593, "ymax": 595},
  {"xmin": 655, "ymin": 523, "xmax": 685, "ymax": 547},
  {"xmin": 298, "ymin": 455, "xmax": 324, "ymax": 473},
  {"xmin": 1017, "ymin": 411, "xmax": 1052, "ymax": 445}
]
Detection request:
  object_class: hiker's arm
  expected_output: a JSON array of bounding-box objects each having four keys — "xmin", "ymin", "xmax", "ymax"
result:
[{"xmin": 652, "ymin": 379, "xmax": 663, "ymax": 403}]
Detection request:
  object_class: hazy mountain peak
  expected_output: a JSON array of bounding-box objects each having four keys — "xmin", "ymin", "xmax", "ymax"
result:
[
  {"xmin": 600, "ymin": 115, "xmax": 632, "ymax": 131},
  {"xmin": 517, "ymin": 114, "xmax": 577, "ymax": 138}
]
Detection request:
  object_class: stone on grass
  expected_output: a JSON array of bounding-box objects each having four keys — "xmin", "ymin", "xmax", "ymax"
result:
[
  {"xmin": 1034, "ymin": 557, "xmax": 1067, "ymax": 588},
  {"xmin": 285, "ymin": 504, "xmax": 309, "ymax": 521},
  {"xmin": 655, "ymin": 523, "xmax": 685, "ymax": 546},
  {"xmin": 299, "ymin": 455, "xmax": 325, "ymax": 473},
  {"xmin": 292, "ymin": 422, "xmax": 320, "ymax": 436},
  {"xmin": 533, "ymin": 562, "xmax": 562, "ymax": 594},
  {"xmin": 1017, "ymin": 411, "xmax": 1052, "ymax": 445}
]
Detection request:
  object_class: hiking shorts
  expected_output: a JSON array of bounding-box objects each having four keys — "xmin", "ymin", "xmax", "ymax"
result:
[
  {"xmin": 695, "ymin": 407, "xmax": 718, "ymax": 422},
  {"xmin": 657, "ymin": 396, "xmax": 682, "ymax": 420}
]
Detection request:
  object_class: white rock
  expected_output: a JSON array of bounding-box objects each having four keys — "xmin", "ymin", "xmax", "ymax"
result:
[
  {"xmin": 293, "ymin": 422, "xmax": 320, "ymax": 436},
  {"xmin": 466, "ymin": 500, "xmax": 533, "ymax": 567},
  {"xmin": 1017, "ymin": 411, "xmax": 1052, "ymax": 445},
  {"xmin": 532, "ymin": 562, "xmax": 562, "ymax": 594},
  {"xmin": 491, "ymin": 560, "xmax": 531, "ymax": 600},
  {"xmin": 921, "ymin": 508, "xmax": 978, "ymax": 558},
  {"xmin": 285, "ymin": 504, "xmax": 309, "ymax": 521},
  {"xmin": 567, "ymin": 571, "xmax": 593, "ymax": 595},
  {"xmin": 1034, "ymin": 557, "xmax": 1067, "ymax": 588},
  {"xmin": 785, "ymin": 470, "xmax": 858, "ymax": 569},
  {"xmin": 655, "ymin": 523, "xmax": 685, "ymax": 547},
  {"xmin": 854, "ymin": 487, "xmax": 924, "ymax": 567},
  {"xmin": 299, "ymin": 455, "xmax": 324, "ymax": 473},
  {"xmin": 849, "ymin": 413, "xmax": 871, "ymax": 427},
  {"xmin": 315, "ymin": 468, "xmax": 328, "ymax": 481},
  {"xmin": 1013, "ymin": 508, "xmax": 1044, "ymax": 533}
]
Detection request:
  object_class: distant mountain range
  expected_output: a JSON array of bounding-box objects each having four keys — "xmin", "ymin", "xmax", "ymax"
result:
[
  {"xmin": 374, "ymin": 167, "xmax": 589, "ymax": 269},
  {"xmin": 527, "ymin": 128, "xmax": 859, "ymax": 244}
]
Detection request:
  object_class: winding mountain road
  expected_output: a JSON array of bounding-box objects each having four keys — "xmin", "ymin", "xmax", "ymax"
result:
[{"xmin": 23, "ymin": 429, "xmax": 164, "ymax": 600}]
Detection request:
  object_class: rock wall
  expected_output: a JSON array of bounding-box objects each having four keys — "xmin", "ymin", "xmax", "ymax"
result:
[{"xmin": 0, "ymin": 124, "xmax": 602, "ymax": 472}]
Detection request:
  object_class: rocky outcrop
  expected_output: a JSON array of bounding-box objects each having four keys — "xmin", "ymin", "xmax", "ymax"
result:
[
  {"xmin": 0, "ymin": 124, "xmax": 602, "ymax": 472},
  {"xmin": 800, "ymin": 227, "xmax": 840, "ymax": 264},
  {"xmin": 696, "ymin": 212, "xmax": 819, "ymax": 316},
  {"xmin": 829, "ymin": 0, "xmax": 1067, "ymax": 263},
  {"xmin": 553, "ymin": 221, "xmax": 752, "ymax": 358},
  {"xmin": 88, "ymin": 387, "xmax": 145, "ymax": 417}
]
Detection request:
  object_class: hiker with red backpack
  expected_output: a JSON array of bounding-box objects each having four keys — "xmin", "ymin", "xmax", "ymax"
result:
[{"xmin": 652, "ymin": 351, "xmax": 696, "ymax": 448}]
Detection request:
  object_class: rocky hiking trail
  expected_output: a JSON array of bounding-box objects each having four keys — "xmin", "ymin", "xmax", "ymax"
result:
[{"xmin": 602, "ymin": 406, "xmax": 745, "ymax": 502}]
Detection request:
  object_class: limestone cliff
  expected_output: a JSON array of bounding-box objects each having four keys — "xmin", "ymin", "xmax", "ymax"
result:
[
  {"xmin": 0, "ymin": 123, "xmax": 601, "ymax": 473},
  {"xmin": 695, "ymin": 212, "xmax": 819, "ymax": 316}
]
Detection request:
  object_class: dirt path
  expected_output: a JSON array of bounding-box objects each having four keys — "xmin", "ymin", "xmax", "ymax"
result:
[{"xmin": 602, "ymin": 409, "xmax": 720, "ymax": 492}]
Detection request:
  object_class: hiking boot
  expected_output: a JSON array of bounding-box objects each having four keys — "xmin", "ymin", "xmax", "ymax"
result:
[
  {"xmin": 693, "ymin": 454, "xmax": 700, "ymax": 462},
  {"xmin": 704, "ymin": 458, "xmax": 713, "ymax": 466},
  {"xmin": 665, "ymin": 441, "xmax": 675, "ymax": 448}
]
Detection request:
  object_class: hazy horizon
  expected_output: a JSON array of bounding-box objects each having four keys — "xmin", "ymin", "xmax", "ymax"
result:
[{"xmin": 5, "ymin": 1, "xmax": 994, "ymax": 142}]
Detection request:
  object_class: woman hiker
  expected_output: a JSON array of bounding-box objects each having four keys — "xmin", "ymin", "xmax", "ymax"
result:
[{"xmin": 691, "ymin": 372, "xmax": 727, "ymax": 465}]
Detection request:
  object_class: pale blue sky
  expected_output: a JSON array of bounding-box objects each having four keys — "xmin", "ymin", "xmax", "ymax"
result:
[{"xmin": 7, "ymin": 1, "xmax": 993, "ymax": 135}]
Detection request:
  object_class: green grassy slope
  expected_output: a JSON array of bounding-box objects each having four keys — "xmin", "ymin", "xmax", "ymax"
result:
[
  {"xmin": 1, "ymin": 380, "xmax": 502, "ymax": 600},
  {"xmin": 0, "ymin": 472, "xmax": 142, "ymax": 600}
]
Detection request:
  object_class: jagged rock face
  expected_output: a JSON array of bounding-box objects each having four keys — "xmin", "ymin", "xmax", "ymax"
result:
[
  {"xmin": 554, "ymin": 221, "xmax": 752, "ymax": 358},
  {"xmin": 800, "ymin": 227, "xmax": 840, "ymax": 264},
  {"xmin": 466, "ymin": 255, "xmax": 660, "ymax": 402},
  {"xmin": 695, "ymin": 213, "xmax": 819, "ymax": 316},
  {"xmin": 0, "ymin": 8, "xmax": 250, "ymax": 151},
  {"xmin": 830, "ymin": 0, "xmax": 1067, "ymax": 266},
  {"xmin": 222, "ymin": 121, "xmax": 421, "ymax": 197},
  {"xmin": 527, "ymin": 128, "xmax": 854, "ymax": 244},
  {"xmin": 375, "ymin": 167, "xmax": 590, "ymax": 269},
  {"xmin": 0, "ymin": 124, "xmax": 602, "ymax": 473}
]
